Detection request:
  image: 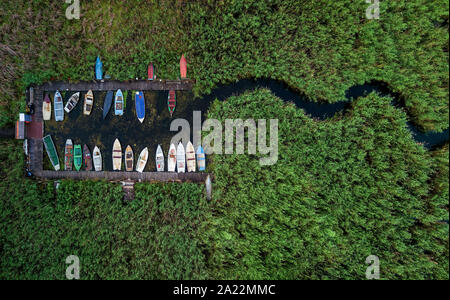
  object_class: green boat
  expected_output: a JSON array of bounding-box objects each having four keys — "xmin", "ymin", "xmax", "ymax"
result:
[
  {"xmin": 74, "ymin": 144, "xmax": 82, "ymax": 171},
  {"xmin": 43, "ymin": 135, "xmax": 60, "ymax": 171}
]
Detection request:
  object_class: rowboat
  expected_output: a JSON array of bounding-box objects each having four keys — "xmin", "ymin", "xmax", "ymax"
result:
[
  {"xmin": 167, "ymin": 144, "xmax": 176, "ymax": 172},
  {"xmin": 83, "ymin": 90, "xmax": 94, "ymax": 115},
  {"xmin": 54, "ymin": 91, "xmax": 64, "ymax": 122},
  {"xmin": 93, "ymin": 146, "xmax": 102, "ymax": 171},
  {"xmin": 180, "ymin": 54, "xmax": 187, "ymax": 79},
  {"xmin": 64, "ymin": 92, "xmax": 80, "ymax": 113},
  {"xmin": 103, "ymin": 91, "xmax": 114, "ymax": 119},
  {"xmin": 73, "ymin": 144, "xmax": 82, "ymax": 171},
  {"xmin": 43, "ymin": 135, "xmax": 60, "ymax": 171},
  {"xmin": 186, "ymin": 141, "xmax": 196, "ymax": 172},
  {"xmin": 112, "ymin": 138, "xmax": 122, "ymax": 171},
  {"xmin": 95, "ymin": 56, "xmax": 103, "ymax": 80},
  {"xmin": 168, "ymin": 90, "xmax": 176, "ymax": 117},
  {"xmin": 156, "ymin": 145, "xmax": 164, "ymax": 172},
  {"xmin": 43, "ymin": 94, "xmax": 51, "ymax": 121},
  {"xmin": 64, "ymin": 139, "xmax": 73, "ymax": 171},
  {"xmin": 83, "ymin": 144, "xmax": 93, "ymax": 171},
  {"xmin": 114, "ymin": 89, "xmax": 124, "ymax": 116},
  {"xmin": 125, "ymin": 145, "xmax": 134, "ymax": 171},
  {"xmin": 136, "ymin": 147, "xmax": 149, "ymax": 173},
  {"xmin": 176, "ymin": 142, "xmax": 185, "ymax": 173},
  {"xmin": 135, "ymin": 91, "xmax": 145, "ymax": 123},
  {"xmin": 196, "ymin": 145, "xmax": 206, "ymax": 171},
  {"xmin": 148, "ymin": 63, "xmax": 155, "ymax": 80}
]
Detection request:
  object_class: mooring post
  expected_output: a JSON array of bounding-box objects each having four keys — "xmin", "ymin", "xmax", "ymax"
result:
[{"xmin": 205, "ymin": 175, "xmax": 212, "ymax": 201}]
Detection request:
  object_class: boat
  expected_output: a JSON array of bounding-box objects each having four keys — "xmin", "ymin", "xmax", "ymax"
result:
[
  {"xmin": 83, "ymin": 144, "xmax": 93, "ymax": 171},
  {"xmin": 93, "ymin": 146, "xmax": 102, "ymax": 171},
  {"xmin": 73, "ymin": 144, "xmax": 82, "ymax": 171},
  {"xmin": 180, "ymin": 54, "xmax": 187, "ymax": 79},
  {"xmin": 148, "ymin": 63, "xmax": 155, "ymax": 80},
  {"xmin": 156, "ymin": 145, "xmax": 164, "ymax": 172},
  {"xmin": 112, "ymin": 138, "xmax": 122, "ymax": 171},
  {"xmin": 136, "ymin": 147, "xmax": 149, "ymax": 173},
  {"xmin": 196, "ymin": 145, "xmax": 206, "ymax": 171},
  {"xmin": 103, "ymin": 91, "xmax": 114, "ymax": 119},
  {"xmin": 95, "ymin": 56, "xmax": 103, "ymax": 80},
  {"xmin": 64, "ymin": 139, "xmax": 73, "ymax": 171},
  {"xmin": 125, "ymin": 145, "xmax": 134, "ymax": 172},
  {"xmin": 43, "ymin": 94, "xmax": 51, "ymax": 121},
  {"xmin": 135, "ymin": 91, "xmax": 145, "ymax": 123},
  {"xmin": 168, "ymin": 90, "xmax": 176, "ymax": 117},
  {"xmin": 83, "ymin": 90, "xmax": 94, "ymax": 115},
  {"xmin": 176, "ymin": 142, "xmax": 185, "ymax": 173},
  {"xmin": 167, "ymin": 144, "xmax": 177, "ymax": 172},
  {"xmin": 43, "ymin": 135, "xmax": 60, "ymax": 171},
  {"xmin": 186, "ymin": 141, "xmax": 196, "ymax": 172},
  {"xmin": 54, "ymin": 91, "xmax": 64, "ymax": 122},
  {"xmin": 114, "ymin": 89, "xmax": 124, "ymax": 116},
  {"xmin": 64, "ymin": 92, "xmax": 80, "ymax": 113}
]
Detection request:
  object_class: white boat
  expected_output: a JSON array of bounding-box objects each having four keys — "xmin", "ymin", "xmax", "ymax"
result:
[
  {"xmin": 112, "ymin": 138, "xmax": 122, "ymax": 171},
  {"xmin": 136, "ymin": 147, "xmax": 149, "ymax": 173},
  {"xmin": 83, "ymin": 90, "xmax": 94, "ymax": 115},
  {"xmin": 156, "ymin": 145, "xmax": 164, "ymax": 172},
  {"xmin": 64, "ymin": 92, "xmax": 80, "ymax": 113},
  {"xmin": 167, "ymin": 144, "xmax": 176, "ymax": 172},
  {"xmin": 43, "ymin": 94, "xmax": 51, "ymax": 121},
  {"xmin": 176, "ymin": 142, "xmax": 185, "ymax": 173},
  {"xmin": 186, "ymin": 141, "xmax": 196, "ymax": 172},
  {"xmin": 54, "ymin": 91, "xmax": 64, "ymax": 122},
  {"xmin": 93, "ymin": 146, "xmax": 102, "ymax": 171}
]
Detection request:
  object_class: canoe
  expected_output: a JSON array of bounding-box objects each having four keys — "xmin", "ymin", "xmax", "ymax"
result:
[
  {"xmin": 43, "ymin": 94, "xmax": 51, "ymax": 121},
  {"xmin": 148, "ymin": 63, "xmax": 155, "ymax": 80},
  {"xmin": 156, "ymin": 145, "xmax": 164, "ymax": 172},
  {"xmin": 73, "ymin": 144, "xmax": 82, "ymax": 171},
  {"xmin": 43, "ymin": 135, "xmax": 60, "ymax": 171},
  {"xmin": 186, "ymin": 141, "xmax": 196, "ymax": 172},
  {"xmin": 135, "ymin": 91, "xmax": 145, "ymax": 123},
  {"xmin": 168, "ymin": 90, "xmax": 176, "ymax": 117},
  {"xmin": 196, "ymin": 145, "xmax": 206, "ymax": 171},
  {"xmin": 180, "ymin": 54, "xmax": 187, "ymax": 79},
  {"xmin": 95, "ymin": 56, "xmax": 103, "ymax": 80},
  {"xmin": 103, "ymin": 91, "xmax": 114, "ymax": 119},
  {"xmin": 125, "ymin": 145, "xmax": 134, "ymax": 172},
  {"xmin": 114, "ymin": 89, "xmax": 124, "ymax": 116},
  {"xmin": 112, "ymin": 138, "xmax": 122, "ymax": 171},
  {"xmin": 167, "ymin": 143, "xmax": 176, "ymax": 172},
  {"xmin": 64, "ymin": 92, "xmax": 80, "ymax": 113},
  {"xmin": 136, "ymin": 147, "xmax": 149, "ymax": 173},
  {"xmin": 176, "ymin": 142, "xmax": 186, "ymax": 173},
  {"xmin": 64, "ymin": 139, "xmax": 73, "ymax": 171},
  {"xmin": 54, "ymin": 91, "xmax": 64, "ymax": 122},
  {"xmin": 83, "ymin": 144, "xmax": 93, "ymax": 171},
  {"xmin": 83, "ymin": 90, "xmax": 94, "ymax": 115},
  {"xmin": 93, "ymin": 146, "xmax": 102, "ymax": 171}
]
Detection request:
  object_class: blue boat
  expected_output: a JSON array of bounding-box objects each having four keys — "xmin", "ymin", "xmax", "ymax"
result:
[
  {"xmin": 103, "ymin": 91, "xmax": 114, "ymax": 119},
  {"xmin": 114, "ymin": 89, "xmax": 124, "ymax": 116},
  {"xmin": 95, "ymin": 56, "xmax": 103, "ymax": 80},
  {"xmin": 196, "ymin": 146, "xmax": 206, "ymax": 171},
  {"xmin": 135, "ymin": 91, "xmax": 145, "ymax": 123}
]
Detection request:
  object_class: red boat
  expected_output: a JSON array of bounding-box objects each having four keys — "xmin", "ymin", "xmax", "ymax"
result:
[
  {"xmin": 148, "ymin": 63, "xmax": 155, "ymax": 80},
  {"xmin": 83, "ymin": 144, "xmax": 93, "ymax": 171},
  {"xmin": 168, "ymin": 90, "xmax": 176, "ymax": 117},
  {"xmin": 180, "ymin": 54, "xmax": 187, "ymax": 79}
]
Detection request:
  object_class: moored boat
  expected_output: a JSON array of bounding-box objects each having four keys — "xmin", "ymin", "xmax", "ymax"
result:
[
  {"xmin": 95, "ymin": 56, "xmax": 103, "ymax": 80},
  {"xmin": 54, "ymin": 91, "xmax": 64, "ymax": 122},
  {"xmin": 168, "ymin": 90, "xmax": 176, "ymax": 117},
  {"xmin": 65, "ymin": 139, "xmax": 73, "ymax": 171},
  {"xmin": 112, "ymin": 138, "xmax": 122, "ymax": 171},
  {"xmin": 83, "ymin": 90, "xmax": 94, "ymax": 115},
  {"xmin": 180, "ymin": 54, "xmax": 187, "ymax": 79},
  {"xmin": 176, "ymin": 142, "xmax": 185, "ymax": 173},
  {"xmin": 93, "ymin": 146, "xmax": 102, "ymax": 171},
  {"xmin": 64, "ymin": 92, "xmax": 80, "ymax": 113},
  {"xmin": 156, "ymin": 145, "xmax": 164, "ymax": 172},
  {"xmin": 43, "ymin": 94, "xmax": 51, "ymax": 121},
  {"xmin": 196, "ymin": 146, "xmax": 206, "ymax": 171},
  {"xmin": 125, "ymin": 145, "xmax": 134, "ymax": 172},
  {"xmin": 43, "ymin": 135, "xmax": 60, "ymax": 171},
  {"xmin": 73, "ymin": 144, "xmax": 82, "ymax": 171},
  {"xmin": 114, "ymin": 89, "xmax": 124, "ymax": 116},
  {"xmin": 135, "ymin": 91, "xmax": 145, "ymax": 123},
  {"xmin": 83, "ymin": 144, "xmax": 93, "ymax": 171},
  {"xmin": 136, "ymin": 147, "xmax": 149, "ymax": 173},
  {"xmin": 167, "ymin": 143, "xmax": 176, "ymax": 172},
  {"xmin": 186, "ymin": 141, "xmax": 196, "ymax": 172},
  {"xmin": 148, "ymin": 63, "xmax": 155, "ymax": 80},
  {"xmin": 103, "ymin": 91, "xmax": 114, "ymax": 119}
]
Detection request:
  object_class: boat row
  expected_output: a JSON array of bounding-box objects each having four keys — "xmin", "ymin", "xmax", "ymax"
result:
[
  {"xmin": 42, "ymin": 89, "xmax": 177, "ymax": 122},
  {"xmin": 63, "ymin": 140, "xmax": 101, "ymax": 171}
]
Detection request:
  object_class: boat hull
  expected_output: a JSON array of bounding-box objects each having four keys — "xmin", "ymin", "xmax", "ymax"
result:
[
  {"xmin": 54, "ymin": 91, "xmax": 64, "ymax": 122},
  {"xmin": 180, "ymin": 54, "xmax": 187, "ymax": 79},
  {"xmin": 168, "ymin": 90, "xmax": 176, "ymax": 117},
  {"xmin": 125, "ymin": 145, "xmax": 134, "ymax": 172},
  {"xmin": 73, "ymin": 145, "xmax": 82, "ymax": 171},
  {"xmin": 135, "ymin": 91, "xmax": 145, "ymax": 123},
  {"xmin": 43, "ymin": 94, "xmax": 51, "ymax": 121},
  {"xmin": 65, "ymin": 139, "xmax": 73, "ymax": 171},
  {"xmin": 93, "ymin": 146, "xmax": 102, "ymax": 171},
  {"xmin": 176, "ymin": 143, "xmax": 186, "ymax": 173},
  {"xmin": 103, "ymin": 91, "xmax": 114, "ymax": 119},
  {"xmin": 43, "ymin": 135, "xmax": 60, "ymax": 171},
  {"xmin": 112, "ymin": 139, "xmax": 122, "ymax": 171},
  {"xmin": 186, "ymin": 142, "xmax": 196, "ymax": 172},
  {"xmin": 168, "ymin": 144, "xmax": 176, "ymax": 172},
  {"xmin": 114, "ymin": 89, "xmax": 124, "ymax": 116},
  {"xmin": 83, "ymin": 145, "xmax": 93, "ymax": 171},
  {"xmin": 83, "ymin": 90, "xmax": 94, "ymax": 115},
  {"xmin": 64, "ymin": 92, "xmax": 80, "ymax": 113},
  {"xmin": 197, "ymin": 146, "xmax": 206, "ymax": 171},
  {"xmin": 156, "ymin": 145, "xmax": 164, "ymax": 172},
  {"xmin": 136, "ymin": 147, "xmax": 149, "ymax": 173}
]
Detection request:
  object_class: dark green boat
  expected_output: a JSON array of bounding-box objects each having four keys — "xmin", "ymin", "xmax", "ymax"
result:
[
  {"xmin": 74, "ymin": 144, "xmax": 82, "ymax": 171},
  {"xmin": 43, "ymin": 135, "xmax": 60, "ymax": 171}
]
